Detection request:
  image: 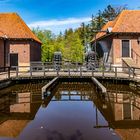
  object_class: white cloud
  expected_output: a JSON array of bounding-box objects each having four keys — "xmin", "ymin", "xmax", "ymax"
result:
[
  {"xmin": 29, "ymin": 17, "xmax": 90, "ymax": 27},
  {"xmin": 28, "ymin": 17, "xmax": 91, "ymax": 34}
]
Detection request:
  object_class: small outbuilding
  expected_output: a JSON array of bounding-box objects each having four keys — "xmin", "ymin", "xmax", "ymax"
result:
[
  {"xmin": 0, "ymin": 13, "xmax": 41, "ymax": 68},
  {"xmin": 91, "ymin": 10, "xmax": 140, "ymax": 68}
]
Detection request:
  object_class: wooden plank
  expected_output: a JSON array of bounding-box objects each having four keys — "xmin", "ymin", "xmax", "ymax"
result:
[
  {"xmin": 42, "ymin": 77, "xmax": 58, "ymax": 93},
  {"xmin": 91, "ymin": 77, "xmax": 107, "ymax": 93}
]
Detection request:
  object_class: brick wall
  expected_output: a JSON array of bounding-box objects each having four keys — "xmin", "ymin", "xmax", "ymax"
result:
[
  {"xmin": 131, "ymin": 38, "xmax": 140, "ymax": 66},
  {"xmin": 113, "ymin": 38, "xmax": 121, "ymax": 66},
  {"xmin": 8, "ymin": 40, "xmax": 30, "ymax": 66},
  {"xmin": 113, "ymin": 34, "xmax": 140, "ymax": 67}
]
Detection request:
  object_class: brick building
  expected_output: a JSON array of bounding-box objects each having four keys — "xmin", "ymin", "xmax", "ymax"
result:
[
  {"xmin": 91, "ymin": 10, "xmax": 140, "ymax": 68},
  {"xmin": 0, "ymin": 13, "xmax": 41, "ymax": 67}
]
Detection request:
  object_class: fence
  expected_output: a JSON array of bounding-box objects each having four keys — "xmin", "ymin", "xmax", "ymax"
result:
[{"xmin": 0, "ymin": 62, "xmax": 140, "ymax": 80}]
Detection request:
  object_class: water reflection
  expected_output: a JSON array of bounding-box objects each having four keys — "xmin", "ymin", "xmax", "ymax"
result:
[
  {"xmin": 52, "ymin": 82, "xmax": 94, "ymax": 101},
  {"xmin": 0, "ymin": 82, "xmax": 45, "ymax": 138},
  {"xmin": 93, "ymin": 82, "xmax": 140, "ymax": 140},
  {"xmin": 43, "ymin": 81, "xmax": 140, "ymax": 140},
  {"xmin": 0, "ymin": 80, "xmax": 140, "ymax": 140}
]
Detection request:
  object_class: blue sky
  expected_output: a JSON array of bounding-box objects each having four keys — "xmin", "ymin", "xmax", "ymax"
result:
[{"xmin": 0, "ymin": 0, "xmax": 140, "ymax": 34}]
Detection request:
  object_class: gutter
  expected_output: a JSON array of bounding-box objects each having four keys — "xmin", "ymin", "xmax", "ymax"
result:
[
  {"xmin": 91, "ymin": 33, "xmax": 113, "ymax": 44},
  {"xmin": 91, "ymin": 32, "xmax": 140, "ymax": 43}
]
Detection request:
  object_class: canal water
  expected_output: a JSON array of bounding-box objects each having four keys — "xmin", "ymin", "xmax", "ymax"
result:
[{"xmin": 0, "ymin": 79, "xmax": 139, "ymax": 140}]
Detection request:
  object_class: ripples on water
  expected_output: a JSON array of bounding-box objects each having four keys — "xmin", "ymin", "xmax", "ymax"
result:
[{"xmin": 0, "ymin": 79, "xmax": 139, "ymax": 140}]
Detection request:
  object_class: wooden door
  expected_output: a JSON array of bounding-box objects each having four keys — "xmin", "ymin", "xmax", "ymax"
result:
[
  {"xmin": 10, "ymin": 53, "xmax": 18, "ymax": 66},
  {"xmin": 122, "ymin": 40, "xmax": 130, "ymax": 57}
]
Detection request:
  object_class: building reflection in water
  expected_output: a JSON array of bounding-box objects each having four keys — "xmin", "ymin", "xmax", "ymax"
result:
[
  {"xmin": 0, "ymin": 81, "xmax": 140, "ymax": 139},
  {"xmin": 0, "ymin": 83, "xmax": 44, "ymax": 138},
  {"xmin": 92, "ymin": 83, "xmax": 140, "ymax": 140},
  {"xmin": 43, "ymin": 81, "xmax": 140, "ymax": 140}
]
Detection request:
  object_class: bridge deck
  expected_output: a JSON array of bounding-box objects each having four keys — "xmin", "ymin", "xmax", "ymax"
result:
[
  {"xmin": 0, "ymin": 71, "xmax": 140, "ymax": 81},
  {"xmin": 0, "ymin": 64, "xmax": 140, "ymax": 83}
]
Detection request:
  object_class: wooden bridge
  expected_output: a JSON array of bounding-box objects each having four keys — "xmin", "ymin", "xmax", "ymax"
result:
[{"xmin": 0, "ymin": 62, "xmax": 140, "ymax": 82}]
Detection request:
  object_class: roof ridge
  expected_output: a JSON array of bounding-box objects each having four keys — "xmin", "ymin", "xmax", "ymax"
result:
[
  {"xmin": 112, "ymin": 10, "xmax": 124, "ymax": 31},
  {"xmin": 122, "ymin": 10, "xmax": 140, "ymax": 12},
  {"xmin": 0, "ymin": 12, "xmax": 17, "ymax": 14}
]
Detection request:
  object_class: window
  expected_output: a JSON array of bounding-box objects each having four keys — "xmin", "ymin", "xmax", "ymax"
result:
[
  {"xmin": 123, "ymin": 103, "xmax": 131, "ymax": 120},
  {"xmin": 122, "ymin": 40, "xmax": 130, "ymax": 57}
]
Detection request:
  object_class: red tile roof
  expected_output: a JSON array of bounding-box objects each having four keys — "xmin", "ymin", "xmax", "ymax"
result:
[
  {"xmin": 0, "ymin": 13, "xmax": 41, "ymax": 44},
  {"xmin": 92, "ymin": 10, "xmax": 140, "ymax": 42}
]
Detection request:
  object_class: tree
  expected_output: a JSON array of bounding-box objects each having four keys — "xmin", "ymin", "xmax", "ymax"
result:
[
  {"xmin": 32, "ymin": 27, "xmax": 55, "ymax": 62},
  {"xmin": 32, "ymin": 5, "xmax": 127, "ymax": 63},
  {"xmin": 64, "ymin": 32, "xmax": 84, "ymax": 62},
  {"xmin": 70, "ymin": 33, "xmax": 84, "ymax": 63},
  {"xmin": 102, "ymin": 5, "xmax": 127, "ymax": 21}
]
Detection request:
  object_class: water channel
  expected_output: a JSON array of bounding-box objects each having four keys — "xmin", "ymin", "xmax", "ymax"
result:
[{"xmin": 0, "ymin": 79, "xmax": 139, "ymax": 140}]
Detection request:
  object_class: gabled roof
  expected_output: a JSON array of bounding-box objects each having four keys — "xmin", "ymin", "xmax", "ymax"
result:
[
  {"xmin": 0, "ymin": 13, "xmax": 41, "ymax": 44},
  {"xmin": 92, "ymin": 10, "xmax": 140, "ymax": 42}
]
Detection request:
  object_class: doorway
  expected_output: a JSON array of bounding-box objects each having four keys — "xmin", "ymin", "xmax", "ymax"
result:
[
  {"xmin": 122, "ymin": 40, "xmax": 130, "ymax": 57},
  {"xmin": 10, "ymin": 53, "xmax": 18, "ymax": 66}
]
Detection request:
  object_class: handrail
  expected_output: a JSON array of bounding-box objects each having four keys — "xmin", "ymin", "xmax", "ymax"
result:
[
  {"xmin": 0, "ymin": 66, "xmax": 10, "ymax": 79},
  {"xmin": 0, "ymin": 63, "xmax": 139, "ymax": 80},
  {"xmin": 131, "ymin": 49, "xmax": 140, "ymax": 65},
  {"xmin": 91, "ymin": 77, "xmax": 107, "ymax": 93}
]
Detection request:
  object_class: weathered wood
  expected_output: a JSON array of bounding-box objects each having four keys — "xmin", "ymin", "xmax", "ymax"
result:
[
  {"xmin": 133, "ymin": 68, "xmax": 135, "ymax": 79},
  {"xmin": 43, "ymin": 65, "xmax": 45, "ymax": 76},
  {"xmin": 115, "ymin": 67, "xmax": 117, "ymax": 78},
  {"xmin": 91, "ymin": 77, "xmax": 107, "ymax": 93},
  {"xmin": 80, "ymin": 66, "xmax": 82, "ymax": 78},
  {"xmin": 68, "ymin": 64, "xmax": 70, "ymax": 77},
  {"xmin": 57, "ymin": 69, "xmax": 59, "ymax": 77},
  {"xmin": 92, "ymin": 68, "xmax": 94, "ymax": 77},
  {"xmin": 0, "ymin": 64, "xmax": 140, "ymax": 82},
  {"xmin": 16, "ymin": 66, "xmax": 18, "ymax": 78},
  {"xmin": 128, "ymin": 67, "xmax": 131, "ymax": 78},
  {"xmin": 42, "ymin": 77, "xmax": 58, "ymax": 94},
  {"xmin": 102, "ymin": 69, "xmax": 104, "ymax": 77},
  {"xmin": 8, "ymin": 67, "xmax": 10, "ymax": 79},
  {"xmin": 30, "ymin": 66, "xmax": 32, "ymax": 77}
]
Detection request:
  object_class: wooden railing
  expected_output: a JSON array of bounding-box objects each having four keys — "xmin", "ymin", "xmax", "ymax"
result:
[
  {"xmin": 131, "ymin": 49, "xmax": 140, "ymax": 65},
  {"xmin": 0, "ymin": 67, "xmax": 10, "ymax": 80},
  {"xmin": 0, "ymin": 62, "xmax": 140, "ymax": 80}
]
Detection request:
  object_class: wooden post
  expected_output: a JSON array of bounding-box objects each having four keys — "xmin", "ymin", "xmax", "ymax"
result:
[
  {"xmin": 92, "ymin": 67, "xmax": 94, "ymax": 77},
  {"xmin": 133, "ymin": 68, "xmax": 135, "ymax": 79},
  {"xmin": 115, "ymin": 67, "xmax": 117, "ymax": 78},
  {"xmin": 109, "ymin": 63, "xmax": 111, "ymax": 71},
  {"xmin": 43, "ymin": 65, "xmax": 45, "ymax": 77},
  {"xmin": 30, "ymin": 66, "xmax": 32, "ymax": 77},
  {"xmin": 80, "ymin": 65, "xmax": 82, "ymax": 78},
  {"xmin": 128, "ymin": 67, "xmax": 131, "ymax": 78},
  {"xmin": 76, "ymin": 62, "xmax": 78, "ymax": 71},
  {"xmin": 8, "ymin": 67, "xmax": 10, "ymax": 79},
  {"xmin": 102, "ymin": 68, "xmax": 104, "ymax": 77},
  {"xmin": 68, "ymin": 62, "xmax": 70, "ymax": 77},
  {"xmin": 16, "ymin": 66, "xmax": 18, "ymax": 78},
  {"xmin": 57, "ymin": 67, "xmax": 59, "ymax": 77}
]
